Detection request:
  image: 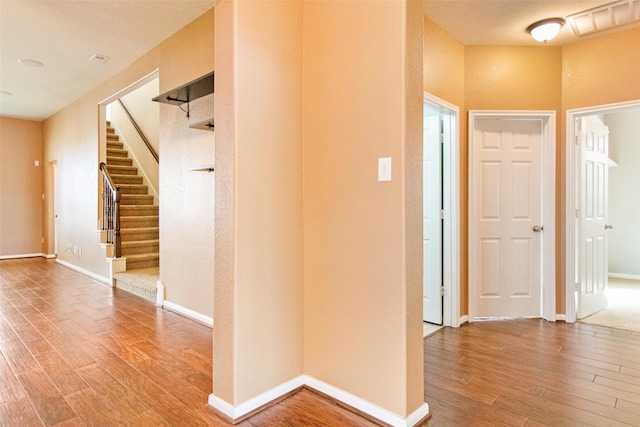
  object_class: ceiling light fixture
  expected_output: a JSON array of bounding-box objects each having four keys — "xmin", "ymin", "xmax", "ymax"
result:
[
  {"xmin": 18, "ymin": 58, "xmax": 44, "ymax": 67},
  {"xmin": 527, "ymin": 18, "xmax": 565, "ymax": 43}
]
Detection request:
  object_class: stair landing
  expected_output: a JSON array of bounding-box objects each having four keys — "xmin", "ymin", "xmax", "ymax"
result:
[{"xmin": 113, "ymin": 267, "xmax": 158, "ymax": 302}]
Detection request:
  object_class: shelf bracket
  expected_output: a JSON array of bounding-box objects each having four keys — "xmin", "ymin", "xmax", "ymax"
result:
[{"xmin": 164, "ymin": 97, "xmax": 190, "ymax": 118}]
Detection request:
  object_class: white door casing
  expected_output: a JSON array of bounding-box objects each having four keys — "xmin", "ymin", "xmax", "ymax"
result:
[
  {"xmin": 577, "ymin": 116, "xmax": 610, "ymax": 319},
  {"xmin": 423, "ymin": 110, "xmax": 442, "ymax": 324},
  {"xmin": 469, "ymin": 111, "xmax": 556, "ymax": 321},
  {"xmin": 423, "ymin": 93, "xmax": 460, "ymax": 327}
]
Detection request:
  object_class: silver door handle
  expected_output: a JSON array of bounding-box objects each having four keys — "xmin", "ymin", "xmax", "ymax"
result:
[
  {"xmin": 533, "ymin": 225, "xmax": 543, "ymax": 232},
  {"xmin": 605, "ymin": 224, "xmax": 614, "ymax": 230}
]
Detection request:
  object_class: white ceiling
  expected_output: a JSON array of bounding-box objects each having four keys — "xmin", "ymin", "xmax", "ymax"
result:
[
  {"xmin": 1, "ymin": 1, "xmax": 639, "ymax": 121},
  {"xmin": 0, "ymin": 1, "xmax": 214, "ymax": 121}
]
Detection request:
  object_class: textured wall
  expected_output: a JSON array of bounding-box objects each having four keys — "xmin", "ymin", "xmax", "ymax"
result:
[
  {"xmin": 303, "ymin": 0, "xmax": 424, "ymax": 417},
  {"xmin": 0, "ymin": 117, "xmax": 43, "ymax": 257},
  {"xmin": 212, "ymin": 0, "xmax": 304, "ymax": 407}
]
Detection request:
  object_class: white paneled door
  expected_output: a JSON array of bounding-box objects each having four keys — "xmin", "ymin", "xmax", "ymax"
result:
[
  {"xmin": 470, "ymin": 115, "xmax": 546, "ymax": 319},
  {"xmin": 423, "ymin": 111, "xmax": 442, "ymax": 324},
  {"xmin": 577, "ymin": 116, "xmax": 610, "ymax": 319}
]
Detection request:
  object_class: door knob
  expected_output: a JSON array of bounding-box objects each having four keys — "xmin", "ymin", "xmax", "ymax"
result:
[
  {"xmin": 605, "ymin": 224, "xmax": 614, "ymax": 230},
  {"xmin": 533, "ymin": 225, "xmax": 544, "ymax": 232}
]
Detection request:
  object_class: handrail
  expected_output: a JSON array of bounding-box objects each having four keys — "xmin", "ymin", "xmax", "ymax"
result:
[
  {"xmin": 100, "ymin": 162, "xmax": 122, "ymax": 258},
  {"xmin": 117, "ymin": 99, "xmax": 159, "ymax": 163}
]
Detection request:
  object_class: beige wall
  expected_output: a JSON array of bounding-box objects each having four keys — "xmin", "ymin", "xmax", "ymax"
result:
[
  {"xmin": 423, "ymin": 17, "xmax": 467, "ymax": 314},
  {"xmin": 157, "ymin": 11, "xmax": 215, "ymax": 318},
  {"xmin": 42, "ymin": 9, "xmax": 215, "ymax": 313},
  {"xmin": 0, "ymin": 117, "xmax": 43, "ymax": 257},
  {"xmin": 303, "ymin": 0, "xmax": 424, "ymax": 417},
  {"xmin": 213, "ymin": 0, "xmax": 304, "ymax": 405},
  {"xmin": 212, "ymin": 0, "xmax": 424, "ymax": 419}
]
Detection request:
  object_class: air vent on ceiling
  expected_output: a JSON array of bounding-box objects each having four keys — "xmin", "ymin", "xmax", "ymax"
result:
[{"xmin": 568, "ymin": 0, "xmax": 640, "ymax": 36}]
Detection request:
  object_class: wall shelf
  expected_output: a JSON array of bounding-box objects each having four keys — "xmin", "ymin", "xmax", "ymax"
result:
[
  {"xmin": 152, "ymin": 71, "xmax": 214, "ymax": 119},
  {"xmin": 190, "ymin": 165, "xmax": 215, "ymax": 172},
  {"xmin": 189, "ymin": 118, "xmax": 215, "ymax": 131}
]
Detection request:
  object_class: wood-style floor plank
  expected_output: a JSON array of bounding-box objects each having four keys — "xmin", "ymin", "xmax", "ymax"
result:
[
  {"xmin": 4, "ymin": 258, "xmax": 640, "ymax": 426},
  {"xmin": 424, "ymin": 320, "xmax": 640, "ymax": 426}
]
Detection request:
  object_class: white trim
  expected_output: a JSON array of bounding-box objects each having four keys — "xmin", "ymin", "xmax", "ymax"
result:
[
  {"xmin": 556, "ymin": 314, "xmax": 567, "ymax": 322},
  {"xmin": 423, "ymin": 92, "xmax": 461, "ymax": 327},
  {"xmin": 0, "ymin": 253, "xmax": 45, "ymax": 260},
  {"xmin": 55, "ymin": 259, "xmax": 110, "ymax": 285},
  {"xmin": 163, "ymin": 300, "xmax": 213, "ymax": 327},
  {"xmin": 98, "ymin": 69, "xmax": 160, "ymax": 105},
  {"xmin": 459, "ymin": 315, "xmax": 469, "ymax": 325},
  {"xmin": 209, "ymin": 375, "xmax": 429, "ymax": 427},
  {"xmin": 468, "ymin": 110, "xmax": 556, "ymax": 322},
  {"xmin": 305, "ymin": 376, "xmax": 429, "ymax": 427},
  {"xmin": 45, "ymin": 253, "xmax": 57, "ymax": 259},
  {"xmin": 156, "ymin": 280, "xmax": 166, "ymax": 306},
  {"xmin": 565, "ymin": 99, "xmax": 640, "ymax": 323},
  {"xmin": 208, "ymin": 376, "xmax": 304, "ymax": 420},
  {"xmin": 609, "ymin": 273, "xmax": 640, "ymax": 281}
]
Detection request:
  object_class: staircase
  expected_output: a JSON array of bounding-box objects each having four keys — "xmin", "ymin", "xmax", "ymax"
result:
[{"xmin": 105, "ymin": 122, "xmax": 160, "ymax": 291}]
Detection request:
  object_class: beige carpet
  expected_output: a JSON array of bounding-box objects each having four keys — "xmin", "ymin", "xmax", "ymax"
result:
[
  {"xmin": 113, "ymin": 267, "xmax": 158, "ymax": 302},
  {"xmin": 579, "ymin": 278, "xmax": 640, "ymax": 333}
]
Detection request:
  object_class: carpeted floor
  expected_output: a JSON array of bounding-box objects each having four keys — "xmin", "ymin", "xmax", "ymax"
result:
[
  {"xmin": 113, "ymin": 266, "xmax": 158, "ymax": 302},
  {"xmin": 579, "ymin": 277, "xmax": 640, "ymax": 333}
]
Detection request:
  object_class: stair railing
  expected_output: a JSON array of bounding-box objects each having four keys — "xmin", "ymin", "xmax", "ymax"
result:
[
  {"xmin": 100, "ymin": 162, "xmax": 122, "ymax": 258},
  {"xmin": 118, "ymin": 99, "xmax": 159, "ymax": 163}
]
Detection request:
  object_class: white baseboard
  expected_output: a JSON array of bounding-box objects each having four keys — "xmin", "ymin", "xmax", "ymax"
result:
[
  {"xmin": 305, "ymin": 376, "xmax": 429, "ymax": 427},
  {"xmin": 45, "ymin": 253, "xmax": 57, "ymax": 259},
  {"xmin": 0, "ymin": 253, "xmax": 45, "ymax": 260},
  {"xmin": 209, "ymin": 375, "xmax": 429, "ymax": 427},
  {"xmin": 163, "ymin": 300, "xmax": 213, "ymax": 327},
  {"xmin": 156, "ymin": 280, "xmax": 165, "ymax": 306},
  {"xmin": 459, "ymin": 315, "xmax": 470, "ymax": 325},
  {"xmin": 556, "ymin": 314, "xmax": 567, "ymax": 322},
  {"xmin": 55, "ymin": 259, "xmax": 111, "ymax": 285},
  {"xmin": 609, "ymin": 272, "xmax": 640, "ymax": 281},
  {"xmin": 208, "ymin": 376, "xmax": 304, "ymax": 421}
]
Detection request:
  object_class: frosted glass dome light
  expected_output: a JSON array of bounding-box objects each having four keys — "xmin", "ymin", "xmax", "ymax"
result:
[{"xmin": 527, "ymin": 18, "xmax": 565, "ymax": 43}]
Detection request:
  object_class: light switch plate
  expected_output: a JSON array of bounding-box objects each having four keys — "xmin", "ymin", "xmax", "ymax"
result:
[{"xmin": 378, "ymin": 157, "xmax": 391, "ymax": 181}]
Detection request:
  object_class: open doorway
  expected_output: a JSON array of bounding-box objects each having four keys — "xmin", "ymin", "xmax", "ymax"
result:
[
  {"xmin": 423, "ymin": 93, "xmax": 460, "ymax": 331},
  {"xmin": 567, "ymin": 102, "xmax": 640, "ymax": 330}
]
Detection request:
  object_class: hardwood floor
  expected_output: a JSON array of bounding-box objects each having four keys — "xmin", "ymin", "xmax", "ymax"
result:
[
  {"xmin": 2, "ymin": 258, "xmax": 640, "ymax": 426},
  {"xmin": 0, "ymin": 258, "xmax": 379, "ymax": 426},
  {"xmin": 423, "ymin": 319, "xmax": 640, "ymax": 426}
]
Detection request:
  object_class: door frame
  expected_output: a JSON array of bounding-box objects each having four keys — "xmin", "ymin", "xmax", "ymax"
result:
[
  {"xmin": 468, "ymin": 110, "xmax": 556, "ymax": 321},
  {"xmin": 565, "ymin": 99, "xmax": 640, "ymax": 323},
  {"xmin": 424, "ymin": 92, "xmax": 460, "ymax": 327}
]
